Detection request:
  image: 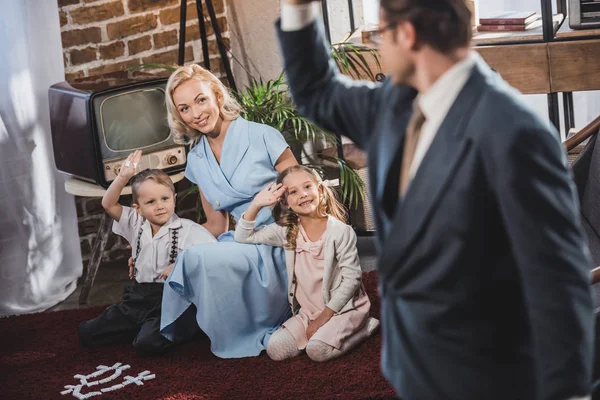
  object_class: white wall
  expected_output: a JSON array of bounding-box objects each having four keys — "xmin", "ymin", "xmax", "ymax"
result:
[
  {"xmin": 0, "ymin": 0, "xmax": 82, "ymax": 316},
  {"xmin": 227, "ymin": 0, "xmax": 365, "ymax": 89},
  {"xmin": 227, "ymin": 0, "xmax": 283, "ymax": 90}
]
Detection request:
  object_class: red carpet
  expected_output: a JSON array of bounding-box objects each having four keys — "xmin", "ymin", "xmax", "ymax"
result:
[{"xmin": 0, "ymin": 271, "xmax": 396, "ymax": 400}]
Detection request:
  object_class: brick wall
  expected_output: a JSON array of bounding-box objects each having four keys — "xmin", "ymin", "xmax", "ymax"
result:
[
  {"xmin": 59, "ymin": 0, "xmax": 229, "ymax": 80},
  {"xmin": 57, "ymin": 0, "xmax": 226, "ymax": 267}
]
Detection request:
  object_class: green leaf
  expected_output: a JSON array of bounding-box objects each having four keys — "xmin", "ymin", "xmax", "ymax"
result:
[
  {"xmin": 317, "ymin": 155, "xmax": 365, "ymax": 210},
  {"xmin": 330, "ymin": 42, "xmax": 381, "ymax": 81},
  {"xmin": 180, "ymin": 184, "xmax": 199, "ymax": 201}
]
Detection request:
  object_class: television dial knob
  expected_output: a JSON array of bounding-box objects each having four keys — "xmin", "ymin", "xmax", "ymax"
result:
[
  {"xmin": 165, "ymin": 154, "xmax": 178, "ymax": 165},
  {"xmin": 114, "ymin": 164, "xmax": 122, "ymax": 175}
]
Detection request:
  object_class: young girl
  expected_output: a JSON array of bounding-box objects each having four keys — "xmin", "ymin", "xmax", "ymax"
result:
[
  {"xmin": 78, "ymin": 150, "xmax": 216, "ymax": 356},
  {"xmin": 234, "ymin": 165, "xmax": 379, "ymax": 362}
]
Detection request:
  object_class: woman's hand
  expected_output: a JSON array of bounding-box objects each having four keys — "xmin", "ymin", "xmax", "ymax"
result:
[
  {"xmin": 119, "ymin": 150, "xmax": 142, "ymax": 181},
  {"xmin": 306, "ymin": 307, "xmax": 335, "ymax": 340}
]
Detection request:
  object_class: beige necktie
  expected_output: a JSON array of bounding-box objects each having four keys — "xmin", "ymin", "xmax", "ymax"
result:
[{"xmin": 399, "ymin": 105, "xmax": 426, "ymax": 197}]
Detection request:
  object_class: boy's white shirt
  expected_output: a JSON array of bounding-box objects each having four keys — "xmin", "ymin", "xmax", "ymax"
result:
[
  {"xmin": 234, "ymin": 213, "xmax": 363, "ymax": 314},
  {"xmin": 113, "ymin": 206, "xmax": 216, "ymax": 283}
]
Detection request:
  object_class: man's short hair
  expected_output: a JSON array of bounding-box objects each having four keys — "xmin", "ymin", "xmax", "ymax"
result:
[{"xmin": 380, "ymin": 0, "xmax": 472, "ymax": 53}]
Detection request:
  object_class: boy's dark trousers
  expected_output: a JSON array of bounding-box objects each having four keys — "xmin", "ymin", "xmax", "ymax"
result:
[{"xmin": 78, "ymin": 281, "xmax": 173, "ymax": 356}]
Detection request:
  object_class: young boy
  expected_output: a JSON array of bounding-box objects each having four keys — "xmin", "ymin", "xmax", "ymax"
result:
[{"xmin": 78, "ymin": 150, "xmax": 216, "ymax": 356}]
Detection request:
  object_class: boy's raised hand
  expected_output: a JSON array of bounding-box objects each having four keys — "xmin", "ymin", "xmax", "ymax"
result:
[{"xmin": 119, "ymin": 150, "xmax": 142, "ymax": 181}]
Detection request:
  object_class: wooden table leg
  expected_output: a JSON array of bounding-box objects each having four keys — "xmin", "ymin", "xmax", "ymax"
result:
[{"xmin": 79, "ymin": 211, "xmax": 112, "ymax": 305}]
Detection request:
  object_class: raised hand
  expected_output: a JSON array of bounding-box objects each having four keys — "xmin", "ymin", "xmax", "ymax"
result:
[
  {"xmin": 252, "ymin": 182, "xmax": 287, "ymax": 209},
  {"xmin": 243, "ymin": 182, "xmax": 287, "ymax": 222},
  {"xmin": 119, "ymin": 150, "xmax": 142, "ymax": 181}
]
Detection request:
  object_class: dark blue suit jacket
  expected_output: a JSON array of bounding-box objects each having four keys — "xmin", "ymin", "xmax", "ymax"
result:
[{"xmin": 277, "ymin": 20, "xmax": 594, "ymax": 400}]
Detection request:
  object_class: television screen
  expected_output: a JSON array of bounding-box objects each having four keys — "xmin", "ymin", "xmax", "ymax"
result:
[
  {"xmin": 92, "ymin": 84, "xmax": 170, "ymax": 159},
  {"xmin": 50, "ymin": 76, "xmax": 186, "ymax": 187}
]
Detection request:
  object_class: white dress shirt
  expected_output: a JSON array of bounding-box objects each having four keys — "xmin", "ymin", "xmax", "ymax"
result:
[
  {"xmin": 408, "ymin": 53, "xmax": 475, "ymax": 182},
  {"xmin": 113, "ymin": 206, "xmax": 216, "ymax": 283}
]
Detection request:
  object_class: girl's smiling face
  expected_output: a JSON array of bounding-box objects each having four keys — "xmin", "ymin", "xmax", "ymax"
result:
[{"xmin": 282, "ymin": 170, "xmax": 323, "ymax": 217}]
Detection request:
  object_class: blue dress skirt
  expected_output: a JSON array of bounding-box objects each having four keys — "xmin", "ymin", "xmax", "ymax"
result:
[{"xmin": 160, "ymin": 117, "xmax": 292, "ymax": 358}]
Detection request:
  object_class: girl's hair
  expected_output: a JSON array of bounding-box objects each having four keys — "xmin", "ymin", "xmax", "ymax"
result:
[
  {"xmin": 130, "ymin": 169, "xmax": 176, "ymax": 204},
  {"xmin": 272, "ymin": 165, "xmax": 347, "ymax": 250},
  {"xmin": 165, "ymin": 64, "xmax": 242, "ymax": 147}
]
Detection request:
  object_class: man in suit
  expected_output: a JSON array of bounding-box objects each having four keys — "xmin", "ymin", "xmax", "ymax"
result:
[{"xmin": 276, "ymin": 1, "xmax": 594, "ymax": 399}]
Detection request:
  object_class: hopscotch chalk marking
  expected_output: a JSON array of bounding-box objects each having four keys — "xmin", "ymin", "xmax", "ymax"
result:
[{"xmin": 61, "ymin": 362, "xmax": 155, "ymax": 399}]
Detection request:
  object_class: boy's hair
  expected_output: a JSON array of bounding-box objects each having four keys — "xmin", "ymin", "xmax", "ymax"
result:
[
  {"xmin": 380, "ymin": 0, "xmax": 472, "ymax": 53},
  {"xmin": 130, "ymin": 169, "xmax": 176, "ymax": 204},
  {"xmin": 165, "ymin": 64, "xmax": 242, "ymax": 147},
  {"xmin": 273, "ymin": 165, "xmax": 347, "ymax": 250}
]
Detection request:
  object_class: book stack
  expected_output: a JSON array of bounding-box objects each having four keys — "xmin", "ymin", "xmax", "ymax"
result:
[{"xmin": 477, "ymin": 11, "xmax": 541, "ymax": 32}]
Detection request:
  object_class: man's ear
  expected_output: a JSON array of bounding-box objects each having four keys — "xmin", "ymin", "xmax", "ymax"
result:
[{"xmin": 397, "ymin": 20, "xmax": 417, "ymax": 51}]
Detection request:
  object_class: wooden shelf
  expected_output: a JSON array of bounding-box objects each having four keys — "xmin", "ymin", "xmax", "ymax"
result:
[
  {"xmin": 555, "ymin": 20, "xmax": 600, "ymax": 40},
  {"xmin": 347, "ymin": 25, "xmax": 552, "ymax": 95},
  {"xmin": 549, "ymin": 39, "xmax": 600, "ymax": 92},
  {"xmin": 472, "ymin": 14, "xmax": 564, "ymax": 46},
  {"xmin": 475, "ymin": 44, "xmax": 550, "ymax": 94},
  {"xmin": 472, "ymin": 26, "xmax": 545, "ymax": 46},
  {"xmin": 348, "ymin": 13, "xmax": 600, "ymax": 96}
]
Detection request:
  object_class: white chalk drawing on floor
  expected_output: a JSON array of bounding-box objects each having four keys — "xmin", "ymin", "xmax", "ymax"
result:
[{"xmin": 60, "ymin": 362, "xmax": 155, "ymax": 399}]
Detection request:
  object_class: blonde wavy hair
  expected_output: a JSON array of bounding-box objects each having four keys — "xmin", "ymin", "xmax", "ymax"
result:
[
  {"xmin": 165, "ymin": 64, "xmax": 242, "ymax": 147},
  {"xmin": 273, "ymin": 165, "xmax": 347, "ymax": 250}
]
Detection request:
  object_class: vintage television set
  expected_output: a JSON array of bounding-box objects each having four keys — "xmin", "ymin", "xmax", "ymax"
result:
[{"xmin": 49, "ymin": 73, "xmax": 186, "ymax": 188}]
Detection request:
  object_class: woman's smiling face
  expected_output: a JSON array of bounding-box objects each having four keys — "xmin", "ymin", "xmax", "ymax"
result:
[{"xmin": 173, "ymin": 79, "xmax": 221, "ymax": 134}]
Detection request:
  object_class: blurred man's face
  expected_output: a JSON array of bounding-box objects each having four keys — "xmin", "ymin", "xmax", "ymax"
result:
[{"xmin": 378, "ymin": 9, "xmax": 416, "ymax": 86}]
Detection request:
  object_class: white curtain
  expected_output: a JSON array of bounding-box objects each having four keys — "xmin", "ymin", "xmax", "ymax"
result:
[{"xmin": 0, "ymin": 0, "xmax": 82, "ymax": 316}]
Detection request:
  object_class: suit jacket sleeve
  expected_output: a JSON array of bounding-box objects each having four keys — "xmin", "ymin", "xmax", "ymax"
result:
[
  {"xmin": 275, "ymin": 20, "xmax": 382, "ymax": 150},
  {"xmin": 234, "ymin": 214, "xmax": 286, "ymax": 247},
  {"xmin": 484, "ymin": 124, "xmax": 594, "ymax": 400}
]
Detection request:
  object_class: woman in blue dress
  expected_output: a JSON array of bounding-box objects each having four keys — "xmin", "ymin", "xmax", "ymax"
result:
[{"xmin": 160, "ymin": 64, "xmax": 298, "ymax": 358}]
